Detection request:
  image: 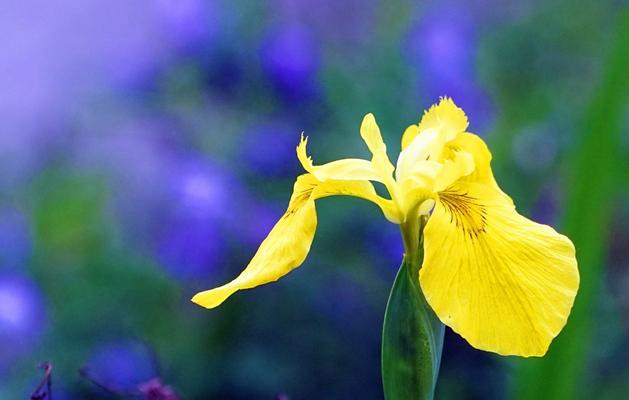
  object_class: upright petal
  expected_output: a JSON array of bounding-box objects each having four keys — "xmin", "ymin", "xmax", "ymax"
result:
[
  {"xmin": 400, "ymin": 97, "xmax": 468, "ymax": 151},
  {"xmin": 400, "ymin": 124, "xmax": 419, "ymax": 150},
  {"xmin": 360, "ymin": 113, "xmax": 395, "ymax": 177},
  {"xmin": 396, "ymin": 99, "xmax": 469, "ymax": 185},
  {"xmin": 416, "ymin": 97, "xmax": 468, "ymax": 143},
  {"xmin": 419, "ymin": 181, "xmax": 579, "ymax": 356}
]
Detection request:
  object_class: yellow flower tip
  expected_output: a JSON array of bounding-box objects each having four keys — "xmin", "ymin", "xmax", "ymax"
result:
[
  {"xmin": 361, "ymin": 113, "xmax": 377, "ymax": 132},
  {"xmin": 297, "ymin": 132, "xmax": 308, "ymax": 149},
  {"xmin": 360, "ymin": 112, "xmax": 386, "ymax": 154},
  {"xmin": 191, "ymin": 285, "xmax": 239, "ymax": 309},
  {"xmin": 296, "ymin": 134, "xmax": 314, "ymax": 172},
  {"xmin": 418, "ymin": 97, "xmax": 469, "ymax": 139},
  {"xmin": 400, "ymin": 124, "xmax": 419, "ymax": 150}
]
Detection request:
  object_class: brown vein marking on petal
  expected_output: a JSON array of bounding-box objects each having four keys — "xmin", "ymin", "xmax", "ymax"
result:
[
  {"xmin": 283, "ymin": 183, "xmax": 317, "ymax": 219},
  {"xmin": 438, "ymin": 189, "xmax": 487, "ymax": 238}
]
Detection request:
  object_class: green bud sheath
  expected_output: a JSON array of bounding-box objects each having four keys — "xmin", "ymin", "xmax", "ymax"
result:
[{"xmin": 381, "ymin": 245, "xmax": 445, "ymax": 400}]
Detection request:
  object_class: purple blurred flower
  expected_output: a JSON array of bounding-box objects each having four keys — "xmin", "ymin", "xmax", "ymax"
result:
[
  {"xmin": 156, "ymin": 219, "xmax": 224, "ymax": 282},
  {"xmin": 156, "ymin": 0, "xmax": 221, "ymax": 54},
  {"xmin": 154, "ymin": 157, "xmax": 241, "ymax": 281},
  {"xmin": 260, "ymin": 25, "xmax": 321, "ymax": 102},
  {"xmin": 85, "ymin": 341, "xmax": 156, "ymax": 392},
  {"xmin": 271, "ymin": 0, "xmax": 377, "ymax": 49},
  {"xmin": 241, "ymin": 120, "xmax": 301, "ymax": 177},
  {"xmin": 0, "ymin": 275, "xmax": 46, "ymax": 368},
  {"xmin": 0, "ymin": 208, "xmax": 31, "ymax": 270},
  {"xmin": 404, "ymin": 3, "xmax": 494, "ymax": 131},
  {"xmin": 205, "ymin": 47, "xmax": 244, "ymax": 95},
  {"xmin": 164, "ymin": 157, "xmax": 237, "ymax": 225},
  {"xmin": 238, "ymin": 201, "xmax": 282, "ymax": 249},
  {"xmin": 406, "ymin": 7, "xmax": 475, "ymax": 84}
]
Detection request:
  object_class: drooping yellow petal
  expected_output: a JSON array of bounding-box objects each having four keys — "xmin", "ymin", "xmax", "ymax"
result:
[
  {"xmin": 419, "ymin": 181, "xmax": 579, "ymax": 356},
  {"xmin": 360, "ymin": 113, "xmax": 395, "ymax": 177},
  {"xmin": 297, "ymin": 135, "xmax": 382, "ymax": 182},
  {"xmin": 191, "ymin": 174, "xmax": 400, "ymax": 309},
  {"xmin": 192, "ymin": 174, "xmax": 319, "ymax": 309}
]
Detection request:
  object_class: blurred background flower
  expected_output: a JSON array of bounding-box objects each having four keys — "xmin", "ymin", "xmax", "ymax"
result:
[
  {"xmin": 0, "ymin": 276, "xmax": 46, "ymax": 373},
  {"xmin": 83, "ymin": 340, "xmax": 157, "ymax": 393},
  {"xmin": 0, "ymin": 0, "xmax": 627, "ymax": 399}
]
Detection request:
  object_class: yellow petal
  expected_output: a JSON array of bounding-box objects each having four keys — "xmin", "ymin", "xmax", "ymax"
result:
[
  {"xmin": 397, "ymin": 160, "xmax": 441, "ymax": 215},
  {"xmin": 192, "ymin": 174, "xmax": 319, "ymax": 309},
  {"xmin": 297, "ymin": 134, "xmax": 382, "ymax": 182},
  {"xmin": 360, "ymin": 113, "xmax": 386, "ymax": 155},
  {"xmin": 416, "ymin": 97, "xmax": 468, "ymax": 143},
  {"xmin": 360, "ymin": 113, "xmax": 395, "ymax": 177},
  {"xmin": 433, "ymin": 149, "xmax": 474, "ymax": 192},
  {"xmin": 419, "ymin": 182, "xmax": 579, "ymax": 356},
  {"xmin": 395, "ymin": 128, "xmax": 441, "ymax": 183},
  {"xmin": 448, "ymin": 132, "xmax": 512, "ymax": 203},
  {"xmin": 400, "ymin": 124, "xmax": 419, "ymax": 150},
  {"xmin": 396, "ymin": 99, "xmax": 472, "ymax": 207},
  {"xmin": 191, "ymin": 174, "xmax": 400, "ymax": 309}
]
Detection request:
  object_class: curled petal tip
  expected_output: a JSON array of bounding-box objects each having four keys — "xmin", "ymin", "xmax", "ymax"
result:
[{"xmin": 191, "ymin": 286, "xmax": 239, "ymax": 309}]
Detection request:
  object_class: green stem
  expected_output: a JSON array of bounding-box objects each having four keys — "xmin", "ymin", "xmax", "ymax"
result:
[{"xmin": 381, "ymin": 224, "xmax": 445, "ymax": 400}]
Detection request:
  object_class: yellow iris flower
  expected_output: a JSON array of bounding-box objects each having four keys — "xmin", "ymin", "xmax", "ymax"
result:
[{"xmin": 192, "ymin": 98, "xmax": 579, "ymax": 357}]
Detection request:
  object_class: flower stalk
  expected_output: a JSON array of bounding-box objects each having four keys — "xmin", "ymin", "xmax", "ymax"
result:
[{"xmin": 382, "ymin": 219, "xmax": 444, "ymax": 400}]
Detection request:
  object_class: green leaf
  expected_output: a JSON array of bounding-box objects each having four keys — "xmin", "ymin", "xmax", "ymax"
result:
[
  {"xmin": 512, "ymin": 9, "xmax": 629, "ymax": 400},
  {"xmin": 381, "ymin": 250, "xmax": 445, "ymax": 400}
]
